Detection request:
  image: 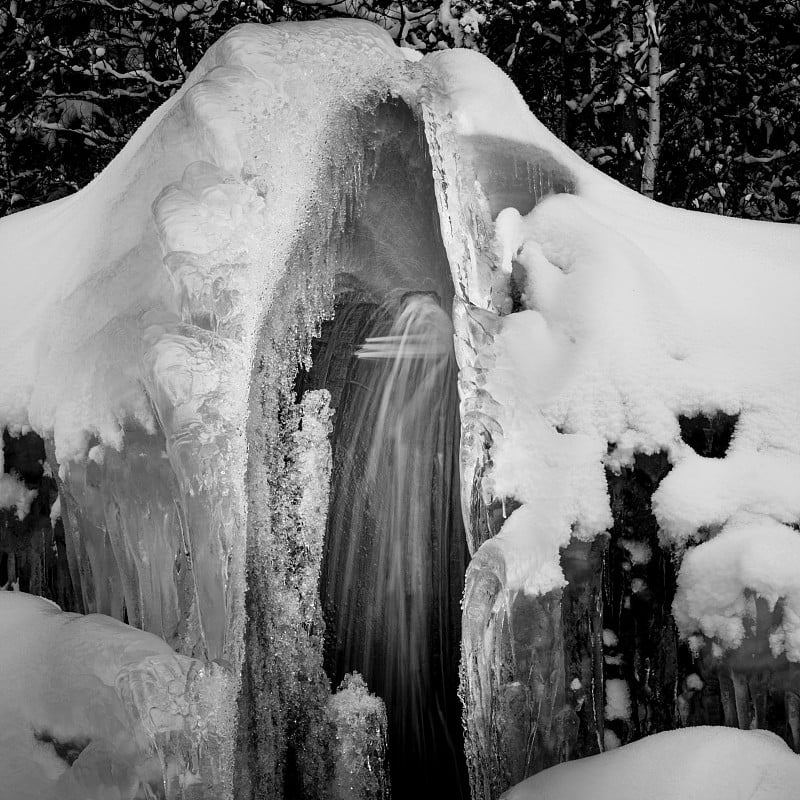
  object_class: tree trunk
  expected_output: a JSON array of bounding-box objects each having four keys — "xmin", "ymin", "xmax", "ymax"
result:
[{"xmin": 641, "ymin": 0, "xmax": 661, "ymax": 198}]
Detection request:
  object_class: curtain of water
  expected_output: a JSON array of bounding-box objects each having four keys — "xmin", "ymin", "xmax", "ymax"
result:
[{"xmin": 321, "ymin": 292, "xmax": 468, "ymax": 798}]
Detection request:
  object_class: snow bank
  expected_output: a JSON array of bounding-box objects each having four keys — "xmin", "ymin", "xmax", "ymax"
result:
[
  {"xmin": 654, "ymin": 450, "xmax": 800, "ymax": 547},
  {"xmin": 502, "ymin": 727, "xmax": 800, "ymax": 800},
  {"xmin": 405, "ymin": 48, "xmax": 800, "ymax": 670},
  {"xmin": 0, "ymin": 592, "xmax": 227, "ymax": 800}
]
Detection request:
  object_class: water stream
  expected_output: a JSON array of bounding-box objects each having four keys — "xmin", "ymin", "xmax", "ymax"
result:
[{"xmin": 298, "ymin": 291, "xmax": 468, "ymax": 798}]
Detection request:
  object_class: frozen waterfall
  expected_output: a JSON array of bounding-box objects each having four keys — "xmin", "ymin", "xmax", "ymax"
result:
[{"xmin": 1, "ymin": 17, "xmax": 800, "ymax": 800}]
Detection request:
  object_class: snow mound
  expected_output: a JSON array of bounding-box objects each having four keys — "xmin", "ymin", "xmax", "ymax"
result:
[
  {"xmin": 502, "ymin": 727, "xmax": 800, "ymax": 800},
  {"xmin": 0, "ymin": 592, "xmax": 228, "ymax": 800},
  {"xmin": 466, "ymin": 111, "xmax": 800, "ymax": 660},
  {"xmin": 0, "ymin": 473, "xmax": 36, "ymax": 520},
  {"xmin": 405, "ymin": 44, "xmax": 800, "ymax": 670},
  {"xmin": 674, "ymin": 516, "xmax": 800, "ymax": 660}
]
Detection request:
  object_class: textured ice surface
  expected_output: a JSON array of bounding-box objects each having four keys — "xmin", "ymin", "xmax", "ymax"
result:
[
  {"xmin": 0, "ymin": 592, "xmax": 228, "ymax": 799},
  {"xmin": 327, "ymin": 673, "xmax": 390, "ymax": 800}
]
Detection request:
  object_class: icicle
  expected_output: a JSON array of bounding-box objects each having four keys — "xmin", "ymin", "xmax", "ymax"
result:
[
  {"xmin": 786, "ymin": 691, "xmax": 800, "ymax": 752},
  {"xmin": 461, "ymin": 539, "xmax": 569, "ymax": 798},
  {"xmin": 731, "ymin": 669, "xmax": 753, "ymax": 729},
  {"xmin": 718, "ymin": 669, "xmax": 739, "ymax": 728}
]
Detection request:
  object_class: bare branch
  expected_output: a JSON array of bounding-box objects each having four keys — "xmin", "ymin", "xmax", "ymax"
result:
[
  {"xmin": 735, "ymin": 151, "xmax": 795, "ymax": 166},
  {"xmin": 506, "ymin": 27, "xmax": 522, "ymax": 69},
  {"xmin": 294, "ymin": 0, "xmax": 408, "ymax": 38}
]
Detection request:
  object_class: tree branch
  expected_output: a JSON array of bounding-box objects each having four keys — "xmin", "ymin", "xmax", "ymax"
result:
[
  {"xmin": 34, "ymin": 121, "xmax": 123, "ymax": 144},
  {"xmin": 81, "ymin": 59, "xmax": 182, "ymax": 88}
]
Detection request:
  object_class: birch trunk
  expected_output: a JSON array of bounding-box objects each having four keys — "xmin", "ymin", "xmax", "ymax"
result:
[{"xmin": 641, "ymin": 0, "xmax": 661, "ymax": 198}]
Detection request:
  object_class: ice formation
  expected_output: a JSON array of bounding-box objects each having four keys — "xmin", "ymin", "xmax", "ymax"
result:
[
  {"xmin": 0, "ymin": 591, "xmax": 231, "ymax": 799},
  {"xmin": 0, "ymin": 15, "xmax": 798, "ymax": 800}
]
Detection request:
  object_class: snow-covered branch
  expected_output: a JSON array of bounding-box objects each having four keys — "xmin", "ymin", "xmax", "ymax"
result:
[{"xmin": 79, "ymin": 58, "xmax": 183, "ymax": 88}]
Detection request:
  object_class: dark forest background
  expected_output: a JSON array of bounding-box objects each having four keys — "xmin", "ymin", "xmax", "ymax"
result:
[{"xmin": 1, "ymin": 0, "xmax": 798, "ymax": 220}]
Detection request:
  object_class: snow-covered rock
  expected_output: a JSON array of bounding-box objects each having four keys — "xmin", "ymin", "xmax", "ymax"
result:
[{"xmin": 0, "ymin": 591, "xmax": 228, "ymax": 799}]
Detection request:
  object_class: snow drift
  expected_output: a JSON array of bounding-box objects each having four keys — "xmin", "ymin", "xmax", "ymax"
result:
[{"xmin": 503, "ymin": 727, "xmax": 800, "ymax": 800}]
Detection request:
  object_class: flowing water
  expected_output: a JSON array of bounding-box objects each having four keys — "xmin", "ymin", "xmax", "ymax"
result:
[{"xmin": 313, "ymin": 291, "xmax": 468, "ymax": 798}]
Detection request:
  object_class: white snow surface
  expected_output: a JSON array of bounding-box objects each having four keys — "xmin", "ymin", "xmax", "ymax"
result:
[
  {"xmin": 674, "ymin": 515, "xmax": 800, "ymax": 660},
  {"xmin": 502, "ymin": 727, "xmax": 800, "ymax": 800},
  {"xmin": 0, "ymin": 472, "xmax": 36, "ymax": 519},
  {"xmin": 0, "ymin": 592, "xmax": 220, "ymax": 800},
  {"xmin": 486, "ymin": 189, "xmax": 800, "ymax": 605},
  {"xmin": 602, "ymin": 629, "xmax": 618, "ymax": 648},
  {"xmin": 419, "ymin": 52, "xmax": 800, "ymax": 641},
  {"xmin": 0, "ymin": 442, "xmax": 36, "ymax": 519},
  {"xmin": 653, "ymin": 450, "xmax": 800, "ymax": 546},
  {"xmin": 469, "ymin": 73, "xmax": 800, "ymax": 654},
  {"xmin": 604, "ymin": 678, "xmax": 631, "ymax": 722}
]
